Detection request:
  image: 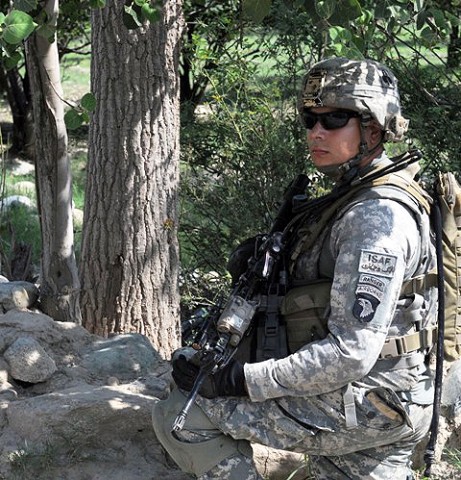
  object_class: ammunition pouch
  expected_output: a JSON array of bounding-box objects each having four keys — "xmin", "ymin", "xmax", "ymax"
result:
[
  {"xmin": 281, "ymin": 279, "xmax": 436, "ymax": 359},
  {"xmin": 280, "ymin": 281, "xmax": 331, "ymax": 353}
]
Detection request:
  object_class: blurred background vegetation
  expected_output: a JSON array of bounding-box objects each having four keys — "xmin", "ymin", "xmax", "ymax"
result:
[{"xmin": 0, "ymin": 0, "xmax": 460, "ymax": 315}]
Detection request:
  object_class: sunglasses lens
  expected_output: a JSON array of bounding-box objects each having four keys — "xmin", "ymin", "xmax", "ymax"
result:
[
  {"xmin": 323, "ymin": 112, "xmax": 351, "ymax": 129},
  {"xmin": 302, "ymin": 111, "xmax": 356, "ymax": 130},
  {"xmin": 301, "ymin": 111, "xmax": 318, "ymax": 129}
]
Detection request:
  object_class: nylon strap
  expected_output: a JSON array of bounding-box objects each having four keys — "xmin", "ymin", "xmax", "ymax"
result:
[{"xmin": 379, "ymin": 326, "xmax": 438, "ymax": 359}]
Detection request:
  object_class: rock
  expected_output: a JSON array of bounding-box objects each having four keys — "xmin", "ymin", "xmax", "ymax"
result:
[
  {"xmin": 442, "ymin": 359, "xmax": 461, "ymax": 417},
  {"xmin": 4, "ymin": 337, "xmax": 57, "ymax": 383},
  {"xmin": 0, "ymin": 384, "xmax": 17, "ymax": 401},
  {"xmin": 0, "ymin": 281, "xmax": 39, "ymax": 311},
  {"xmin": 9, "ymin": 180, "xmax": 36, "ymax": 196},
  {"xmin": 0, "ymin": 309, "xmax": 94, "ymax": 355},
  {"xmin": 6, "ymin": 383, "xmax": 160, "ymax": 445},
  {"xmin": 0, "ymin": 312, "xmax": 189, "ymax": 479},
  {"xmin": 0, "ymin": 306, "xmax": 459, "ymax": 479},
  {"xmin": 0, "ymin": 195, "xmax": 35, "ymax": 210},
  {"xmin": 0, "ymin": 358, "xmax": 9, "ymax": 385},
  {"xmin": 73, "ymin": 207, "xmax": 84, "ymax": 226},
  {"xmin": 253, "ymin": 444, "xmax": 308, "ymax": 480},
  {"xmin": 4, "ymin": 158, "xmax": 35, "ymax": 176},
  {"xmin": 81, "ymin": 333, "xmax": 164, "ymax": 381}
]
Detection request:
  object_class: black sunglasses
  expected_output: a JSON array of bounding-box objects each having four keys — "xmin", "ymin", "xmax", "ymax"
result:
[{"xmin": 301, "ymin": 110, "xmax": 360, "ymax": 130}]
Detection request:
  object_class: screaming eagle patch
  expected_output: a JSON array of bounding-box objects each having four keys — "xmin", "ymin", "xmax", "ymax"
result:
[{"xmin": 353, "ymin": 251, "xmax": 396, "ymax": 323}]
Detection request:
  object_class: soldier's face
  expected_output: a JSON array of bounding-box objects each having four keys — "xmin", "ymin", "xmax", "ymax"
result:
[{"xmin": 306, "ymin": 107, "xmax": 365, "ymax": 169}]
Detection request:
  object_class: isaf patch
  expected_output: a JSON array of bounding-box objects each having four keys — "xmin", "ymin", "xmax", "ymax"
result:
[
  {"xmin": 353, "ymin": 252, "xmax": 395, "ymax": 323},
  {"xmin": 358, "ymin": 250, "xmax": 397, "ymax": 278}
]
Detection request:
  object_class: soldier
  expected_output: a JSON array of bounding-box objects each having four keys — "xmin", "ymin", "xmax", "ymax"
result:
[{"xmin": 152, "ymin": 57, "xmax": 438, "ymax": 479}]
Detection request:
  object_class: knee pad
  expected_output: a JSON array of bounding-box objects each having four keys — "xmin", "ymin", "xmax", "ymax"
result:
[{"xmin": 152, "ymin": 388, "xmax": 251, "ymax": 476}]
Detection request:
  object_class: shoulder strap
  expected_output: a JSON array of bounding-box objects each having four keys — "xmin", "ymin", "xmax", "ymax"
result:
[{"xmin": 289, "ymin": 162, "xmax": 430, "ymax": 266}]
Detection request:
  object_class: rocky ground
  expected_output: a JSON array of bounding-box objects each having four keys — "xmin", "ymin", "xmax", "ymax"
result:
[
  {"xmin": 0, "ymin": 280, "xmax": 460, "ymax": 479},
  {"xmin": 0, "ymin": 299, "xmax": 312, "ymax": 480}
]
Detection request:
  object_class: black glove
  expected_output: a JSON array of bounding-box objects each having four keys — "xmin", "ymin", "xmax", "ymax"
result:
[
  {"xmin": 172, "ymin": 354, "xmax": 247, "ymax": 399},
  {"xmin": 171, "ymin": 351, "xmax": 201, "ymax": 391},
  {"xmin": 226, "ymin": 236, "xmax": 258, "ymax": 284}
]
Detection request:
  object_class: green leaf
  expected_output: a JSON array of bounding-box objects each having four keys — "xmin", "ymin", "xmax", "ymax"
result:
[
  {"xmin": 413, "ymin": 0, "xmax": 424, "ymax": 13},
  {"xmin": 431, "ymin": 8, "xmax": 446, "ymax": 31},
  {"xmin": 3, "ymin": 50, "xmax": 22, "ymax": 70},
  {"xmin": 64, "ymin": 109, "xmax": 83, "ymax": 130},
  {"xmin": 329, "ymin": 25, "xmax": 352, "ymax": 42},
  {"xmin": 329, "ymin": 0, "xmax": 362, "ymax": 26},
  {"xmin": 81, "ymin": 93, "xmax": 96, "ymax": 112},
  {"xmin": 81, "ymin": 111, "xmax": 90, "ymax": 124},
  {"xmin": 89, "ymin": 0, "xmax": 106, "ymax": 7},
  {"xmin": 36, "ymin": 23, "xmax": 56, "ymax": 42},
  {"xmin": 418, "ymin": 25, "xmax": 438, "ymax": 45},
  {"xmin": 141, "ymin": 3, "xmax": 161, "ymax": 23},
  {"xmin": 2, "ymin": 10, "xmax": 36, "ymax": 45},
  {"xmin": 446, "ymin": 12, "xmax": 460, "ymax": 27},
  {"xmin": 356, "ymin": 8, "xmax": 373, "ymax": 26},
  {"xmin": 123, "ymin": 4, "xmax": 143, "ymax": 29},
  {"xmin": 13, "ymin": 0, "xmax": 38, "ymax": 13},
  {"xmin": 242, "ymin": 0, "xmax": 272, "ymax": 23},
  {"xmin": 416, "ymin": 10, "xmax": 427, "ymax": 30},
  {"xmin": 315, "ymin": 0, "xmax": 336, "ymax": 19}
]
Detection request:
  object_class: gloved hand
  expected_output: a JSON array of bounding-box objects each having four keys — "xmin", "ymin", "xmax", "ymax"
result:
[{"xmin": 172, "ymin": 353, "xmax": 247, "ymax": 399}]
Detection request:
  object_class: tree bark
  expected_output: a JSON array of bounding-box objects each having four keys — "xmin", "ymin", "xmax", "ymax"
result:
[
  {"xmin": 448, "ymin": 23, "xmax": 461, "ymax": 69},
  {"xmin": 0, "ymin": 66, "xmax": 34, "ymax": 156},
  {"xmin": 25, "ymin": 0, "xmax": 82, "ymax": 323},
  {"xmin": 80, "ymin": 0, "xmax": 183, "ymax": 358}
]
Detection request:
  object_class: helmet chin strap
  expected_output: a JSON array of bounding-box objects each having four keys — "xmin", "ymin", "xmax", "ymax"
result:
[{"xmin": 317, "ymin": 119, "xmax": 383, "ymax": 183}]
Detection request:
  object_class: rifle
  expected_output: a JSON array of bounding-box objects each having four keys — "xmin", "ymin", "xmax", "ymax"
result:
[{"xmin": 172, "ymin": 174, "xmax": 310, "ymax": 432}]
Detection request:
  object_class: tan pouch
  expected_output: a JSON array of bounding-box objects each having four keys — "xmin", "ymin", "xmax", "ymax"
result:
[{"xmin": 281, "ymin": 281, "xmax": 332, "ymax": 353}]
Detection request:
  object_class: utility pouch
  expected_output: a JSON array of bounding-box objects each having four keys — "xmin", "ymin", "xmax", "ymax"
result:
[{"xmin": 281, "ymin": 280, "xmax": 332, "ymax": 353}]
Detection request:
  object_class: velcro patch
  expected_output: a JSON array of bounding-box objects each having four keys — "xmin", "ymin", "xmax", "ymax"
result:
[
  {"xmin": 353, "ymin": 295, "xmax": 380, "ymax": 322},
  {"xmin": 355, "ymin": 274, "xmax": 385, "ymax": 301},
  {"xmin": 353, "ymin": 273, "xmax": 387, "ymax": 323},
  {"xmin": 358, "ymin": 251, "xmax": 397, "ymax": 278}
]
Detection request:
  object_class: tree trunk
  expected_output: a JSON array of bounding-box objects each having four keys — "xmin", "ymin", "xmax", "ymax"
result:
[
  {"xmin": 80, "ymin": 0, "xmax": 183, "ymax": 358},
  {"xmin": 0, "ymin": 66, "xmax": 34, "ymax": 156},
  {"xmin": 25, "ymin": 0, "xmax": 82, "ymax": 323},
  {"xmin": 448, "ymin": 23, "xmax": 461, "ymax": 69}
]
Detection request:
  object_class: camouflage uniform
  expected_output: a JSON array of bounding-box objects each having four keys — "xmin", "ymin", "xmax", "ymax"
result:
[{"xmin": 152, "ymin": 58, "xmax": 437, "ymax": 479}]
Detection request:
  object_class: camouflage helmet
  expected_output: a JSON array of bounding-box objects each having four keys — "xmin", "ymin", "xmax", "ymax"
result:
[{"xmin": 299, "ymin": 57, "xmax": 409, "ymax": 142}]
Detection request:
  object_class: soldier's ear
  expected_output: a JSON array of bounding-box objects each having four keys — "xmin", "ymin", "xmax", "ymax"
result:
[{"xmin": 366, "ymin": 120, "xmax": 384, "ymax": 147}]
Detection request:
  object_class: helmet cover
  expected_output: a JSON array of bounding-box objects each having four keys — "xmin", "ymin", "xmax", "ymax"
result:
[{"xmin": 299, "ymin": 57, "xmax": 409, "ymax": 142}]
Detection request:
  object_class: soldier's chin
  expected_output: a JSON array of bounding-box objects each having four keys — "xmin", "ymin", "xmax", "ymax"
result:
[{"xmin": 316, "ymin": 164, "xmax": 343, "ymax": 180}]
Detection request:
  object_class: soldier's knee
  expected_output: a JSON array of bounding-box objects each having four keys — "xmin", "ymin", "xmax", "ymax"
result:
[{"xmin": 152, "ymin": 388, "xmax": 251, "ymax": 476}]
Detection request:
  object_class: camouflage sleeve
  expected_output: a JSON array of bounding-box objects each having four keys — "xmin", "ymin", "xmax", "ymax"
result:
[{"xmin": 244, "ymin": 197, "xmax": 422, "ymax": 402}]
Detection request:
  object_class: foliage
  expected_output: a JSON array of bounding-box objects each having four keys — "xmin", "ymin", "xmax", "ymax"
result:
[
  {"xmin": 0, "ymin": 7, "xmax": 35, "ymax": 69},
  {"xmin": 445, "ymin": 448, "xmax": 461, "ymax": 472},
  {"xmin": 179, "ymin": 0, "xmax": 461, "ymax": 312},
  {"xmin": 178, "ymin": 21, "xmax": 328, "ymax": 310},
  {"xmin": 64, "ymin": 91, "xmax": 96, "ymax": 130},
  {"xmin": 122, "ymin": 0, "xmax": 161, "ymax": 27},
  {"xmin": 180, "ymin": 0, "xmax": 243, "ymax": 110},
  {"xmin": 8, "ymin": 436, "xmax": 86, "ymax": 480},
  {"xmin": 391, "ymin": 59, "xmax": 461, "ymax": 176},
  {"xmin": 0, "ymin": 0, "xmax": 460, "ymax": 315},
  {"xmin": 0, "ymin": 1, "xmax": 95, "ymax": 134},
  {"xmin": 0, "ymin": 202, "xmax": 41, "ymax": 277}
]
